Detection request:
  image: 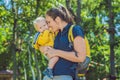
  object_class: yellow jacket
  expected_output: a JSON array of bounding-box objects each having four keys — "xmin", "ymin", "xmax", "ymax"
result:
[{"xmin": 33, "ymin": 30, "xmax": 54, "ymax": 50}]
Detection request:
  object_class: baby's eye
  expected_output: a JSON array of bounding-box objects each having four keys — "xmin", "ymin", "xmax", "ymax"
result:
[
  {"xmin": 43, "ymin": 24, "xmax": 47, "ymax": 27},
  {"xmin": 47, "ymin": 21, "xmax": 50, "ymax": 24}
]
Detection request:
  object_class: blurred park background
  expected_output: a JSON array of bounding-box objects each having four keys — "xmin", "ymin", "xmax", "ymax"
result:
[{"xmin": 0, "ymin": 0, "xmax": 120, "ymax": 80}]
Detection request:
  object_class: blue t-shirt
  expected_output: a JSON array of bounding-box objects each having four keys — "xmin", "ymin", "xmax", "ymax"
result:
[{"xmin": 53, "ymin": 23, "xmax": 84, "ymax": 78}]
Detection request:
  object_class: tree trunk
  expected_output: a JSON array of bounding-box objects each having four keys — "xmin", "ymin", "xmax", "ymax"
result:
[
  {"xmin": 76, "ymin": 0, "xmax": 81, "ymax": 25},
  {"xmin": 28, "ymin": 45, "xmax": 36, "ymax": 80},
  {"xmin": 66, "ymin": 0, "xmax": 81, "ymax": 25},
  {"xmin": 35, "ymin": 0, "xmax": 41, "ymax": 79},
  {"xmin": 11, "ymin": 0, "xmax": 17, "ymax": 79},
  {"xmin": 34, "ymin": 50, "xmax": 42, "ymax": 80},
  {"xmin": 23, "ymin": 62, "xmax": 27, "ymax": 80},
  {"xmin": 35, "ymin": 0, "xmax": 40, "ymax": 17},
  {"xmin": 107, "ymin": 0, "xmax": 116, "ymax": 79}
]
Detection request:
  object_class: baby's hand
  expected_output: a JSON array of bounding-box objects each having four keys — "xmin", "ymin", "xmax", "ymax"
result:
[{"xmin": 39, "ymin": 46, "xmax": 49, "ymax": 54}]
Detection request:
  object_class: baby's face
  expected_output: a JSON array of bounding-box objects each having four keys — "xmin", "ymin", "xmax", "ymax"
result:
[{"xmin": 35, "ymin": 20, "xmax": 48, "ymax": 32}]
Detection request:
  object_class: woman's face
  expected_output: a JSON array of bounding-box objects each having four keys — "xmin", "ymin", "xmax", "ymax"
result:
[{"xmin": 46, "ymin": 15, "xmax": 59, "ymax": 32}]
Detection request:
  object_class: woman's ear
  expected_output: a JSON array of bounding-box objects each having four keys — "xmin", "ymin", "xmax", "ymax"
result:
[{"xmin": 55, "ymin": 17, "xmax": 61, "ymax": 23}]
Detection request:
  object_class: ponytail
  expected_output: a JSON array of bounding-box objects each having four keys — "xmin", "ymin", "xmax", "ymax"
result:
[{"xmin": 46, "ymin": 6, "xmax": 73, "ymax": 23}]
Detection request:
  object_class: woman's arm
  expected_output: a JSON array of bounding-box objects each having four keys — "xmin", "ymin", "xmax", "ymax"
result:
[
  {"xmin": 57, "ymin": 36, "xmax": 86, "ymax": 62},
  {"xmin": 45, "ymin": 36, "xmax": 86, "ymax": 63}
]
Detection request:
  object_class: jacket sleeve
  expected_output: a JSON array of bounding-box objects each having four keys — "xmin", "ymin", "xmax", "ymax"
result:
[{"xmin": 37, "ymin": 30, "xmax": 50, "ymax": 46}]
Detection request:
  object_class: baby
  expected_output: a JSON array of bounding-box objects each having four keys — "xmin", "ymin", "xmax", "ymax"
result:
[{"xmin": 33, "ymin": 17, "xmax": 59, "ymax": 78}]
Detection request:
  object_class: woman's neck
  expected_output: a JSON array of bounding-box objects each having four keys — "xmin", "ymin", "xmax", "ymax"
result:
[{"xmin": 59, "ymin": 22, "xmax": 68, "ymax": 31}]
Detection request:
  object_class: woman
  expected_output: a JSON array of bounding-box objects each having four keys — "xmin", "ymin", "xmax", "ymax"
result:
[{"xmin": 40, "ymin": 6, "xmax": 86, "ymax": 80}]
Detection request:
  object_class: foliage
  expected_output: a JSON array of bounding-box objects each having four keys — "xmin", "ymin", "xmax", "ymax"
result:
[{"xmin": 0, "ymin": 0, "xmax": 120, "ymax": 80}]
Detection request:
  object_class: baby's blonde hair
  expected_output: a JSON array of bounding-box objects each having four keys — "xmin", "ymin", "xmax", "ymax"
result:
[{"xmin": 33, "ymin": 16, "xmax": 46, "ymax": 27}]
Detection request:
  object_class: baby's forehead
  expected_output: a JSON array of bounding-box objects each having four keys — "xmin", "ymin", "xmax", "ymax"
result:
[
  {"xmin": 36, "ymin": 20, "xmax": 47, "ymax": 27},
  {"xmin": 40, "ymin": 19, "xmax": 46, "ymax": 22},
  {"xmin": 39, "ymin": 20, "xmax": 47, "ymax": 24}
]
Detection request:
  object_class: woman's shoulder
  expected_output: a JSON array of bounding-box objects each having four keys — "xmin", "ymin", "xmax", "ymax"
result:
[
  {"xmin": 72, "ymin": 25, "xmax": 84, "ymax": 38},
  {"xmin": 73, "ymin": 25, "xmax": 83, "ymax": 31}
]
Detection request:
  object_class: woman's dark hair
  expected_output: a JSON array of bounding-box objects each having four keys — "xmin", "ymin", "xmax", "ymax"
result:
[{"xmin": 46, "ymin": 6, "xmax": 73, "ymax": 23}]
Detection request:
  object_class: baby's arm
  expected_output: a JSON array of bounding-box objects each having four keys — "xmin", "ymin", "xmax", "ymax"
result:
[
  {"xmin": 48, "ymin": 56, "xmax": 59, "ymax": 69},
  {"xmin": 37, "ymin": 30, "xmax": 50, "ymax": 46}
]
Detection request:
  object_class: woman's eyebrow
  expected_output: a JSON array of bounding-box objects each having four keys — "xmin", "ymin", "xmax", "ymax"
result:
[{"xmin": 46, "ymin": 21, "xmax": 50, "ymax": 24}]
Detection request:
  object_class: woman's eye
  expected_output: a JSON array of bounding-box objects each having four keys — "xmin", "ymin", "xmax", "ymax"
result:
[{"xmin": 47, "ymin": 21, "xmax": 50, "ymax": 24}]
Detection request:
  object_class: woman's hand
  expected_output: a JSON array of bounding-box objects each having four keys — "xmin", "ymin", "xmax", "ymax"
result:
[{"xmin": 44, "ymin": 47, "xmax": 57, "ymax": 59}]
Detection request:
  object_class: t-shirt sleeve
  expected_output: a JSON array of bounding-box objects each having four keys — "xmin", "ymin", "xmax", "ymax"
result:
[{"xmin": 72, "ymin": 25, "xmax": 84, "ymax": 38}]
